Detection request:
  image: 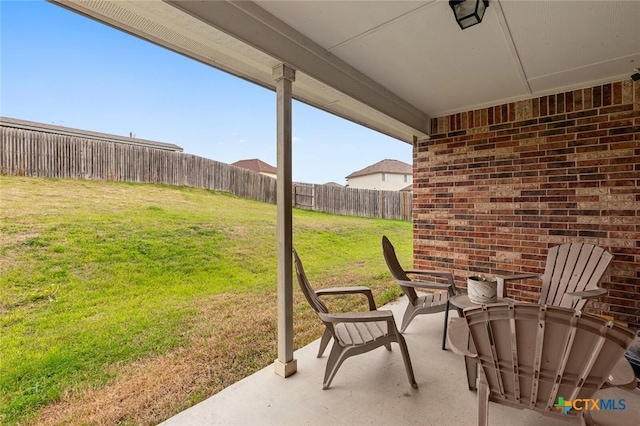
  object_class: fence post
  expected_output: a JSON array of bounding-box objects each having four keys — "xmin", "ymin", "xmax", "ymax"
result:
[{"xmin": 293, "ymin": 184, "xmax": 297, "ymax": 208}]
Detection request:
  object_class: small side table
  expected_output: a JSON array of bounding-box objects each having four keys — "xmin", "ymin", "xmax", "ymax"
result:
[
  {"xmin": 449, "ymin": 294, "xmax": 483, "ymax": 310},
  {"xmin": 442, "ymin": 294, "xmax": 478, "ymax": 351},
  {"xmin": 443, "ymin": 294, "xmax": 513, "ymax": 349}
]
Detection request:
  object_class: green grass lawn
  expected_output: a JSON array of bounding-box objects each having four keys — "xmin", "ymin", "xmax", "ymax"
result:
[{"xmin": 0, "ymin": 176, "xmax": 413, "ymax": 425}]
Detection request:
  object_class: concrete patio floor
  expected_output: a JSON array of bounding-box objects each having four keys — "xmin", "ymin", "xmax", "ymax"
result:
[{"xmin": 161, "ymin": 297, "xmax": 639, "ymax": 426}]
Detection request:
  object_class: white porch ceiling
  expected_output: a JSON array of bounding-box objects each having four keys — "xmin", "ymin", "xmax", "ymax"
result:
[{"xmin": 51, "ymin": 0, "xmax": 640, "ymax": 144}]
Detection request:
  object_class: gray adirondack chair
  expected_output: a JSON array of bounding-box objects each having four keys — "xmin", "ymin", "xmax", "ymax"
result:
[
  {"xmin": 293, "ymin": 248, "xmax": 418, "ymax": 390},
  {"xmin": 382, "ymin": 236, "xmax": 458, "ymax": 341},
  {"xmin": 495, "ymin": 242, "xmax": 613, "ymax": 310},
  {"xmin": 448, "ymin": 303, "xmax": 637, "ymax": 426}
]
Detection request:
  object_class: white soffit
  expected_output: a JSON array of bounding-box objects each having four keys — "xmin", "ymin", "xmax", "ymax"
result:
[
  {"xmin": 258, "ymin": 0, "xmax": 640, "ymax": 116},
  {"xmin": 502, "ymin": 0, "xmax": 640, "ymax": 94},
  {"xmin": 258, "ymin": 1, "xmax": 434, "ymax": 50},
  {"xmin": 317, "ymin": 1, "xmax": 527, "ymax": 116},
  {"xmin": 258, "ymin": 1, "xmax": 526, "ymax": 117},
  {"xmin": 51, "ymin": 0, "xmax": 428, "ymax": 143},
  {"xmin": 50, "ymin": 0, "xmax": 640, "ymax": 135}
]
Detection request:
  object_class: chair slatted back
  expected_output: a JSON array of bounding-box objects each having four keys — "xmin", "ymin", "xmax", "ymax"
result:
[
  {"xmin": 382, "ymin": 236, "xmax": 418, "ymax": 304},
  {"xmin": 465, "ymin": 303, "xmax": 635, "ymax": 417},
  {"xmin": 539, "ymin": 243, "xmax": 614, "ymax": 310},
  {"xmin": 293, "ymin": 249, "xmax": 329, "ymax": 315}
]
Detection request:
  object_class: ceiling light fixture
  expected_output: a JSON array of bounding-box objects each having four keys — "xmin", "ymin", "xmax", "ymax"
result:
[
  {"xmin": 631, "ymin": 68, "xmax": 640, "ymax": 82},
  {"xmin": 449, "ymin": 0, "xmax": 489, "ymax": 30}
]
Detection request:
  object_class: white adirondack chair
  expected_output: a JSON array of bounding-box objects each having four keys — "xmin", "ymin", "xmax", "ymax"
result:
[
  {"xmin": 448, "ymin": 303, "xmax": 637, "ymax": 426},
  {"xmin": 495, "ymin": 243, "xmax": 613, "ymax": 310},
  {"xmin": 293, "ymin": 248, "xmax": 418, "ymax": 390},
  {"xmin": 381, "ymin": 236, "xmax": 458, "ymax": 341}
]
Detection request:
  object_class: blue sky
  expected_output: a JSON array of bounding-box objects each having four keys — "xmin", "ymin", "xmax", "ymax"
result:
[{"xmin": 0, "ymin": 0, "xmax": 412, "ymax": 184}]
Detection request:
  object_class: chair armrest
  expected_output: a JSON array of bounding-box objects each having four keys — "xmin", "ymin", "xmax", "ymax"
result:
[
  {"xmin": 396, "ymin": 279, "xmax": 453, "ymax": 291},
  {"xmin": 565, "ymin": 288, "xmax": 607, "ymax": 299},
  {"xmin": 318, "ymin": 310, "xmax": 394, "ymax": 324},
  {"xmin": 494, "ymin": 274, "xmax": 541, "ymax": 298},
  {"xmin": 604, "ymin": 357, "xmax": 637, "ymax": 390},
  {"xmin": 493, "ymin": 273, "xmax": 541, "ymax": 281},
  {"xmin": 316, "ymin": 286, "xmax": 377, "ymax": 310},
  {"xmin": 405, "ymin": 269, "xmax": 454, "ymax": 280},
  {"xmin": 447, "ymin": 317, "xmax": 477, "ymax": 358}
]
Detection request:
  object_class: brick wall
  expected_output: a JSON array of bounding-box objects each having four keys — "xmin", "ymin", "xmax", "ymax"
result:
[{"xmin": 414, "ymin": 79, "xmax": 640, "ymax": 328}]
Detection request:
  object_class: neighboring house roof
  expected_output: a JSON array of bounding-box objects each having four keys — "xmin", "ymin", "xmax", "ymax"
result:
[
  {"xmin": 346, "ymin": 159, "xmax": 412, "ymax": 179},
  {"xmin": 324, "ymin": 182, "xmax": 343, "ymax": 187},
  {"xmin": 400, "ymin": 184, "xmax": 413, "ymax": 191},
  {"xmin": 232, "ymin": 158, "xmax": 277, "ymax": 175},
  {"xmin": 0, "ymin": 116, "xmax": 183, "ymax": 152}
]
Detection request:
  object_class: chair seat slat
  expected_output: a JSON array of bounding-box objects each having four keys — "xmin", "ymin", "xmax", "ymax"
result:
[
  {"xmin": 530, "ymin": 305, "xmax": 545, "ymax": 407},
  {"xmin": 508, "ymin": 305, "xmax": 520, "ymax": 403}
]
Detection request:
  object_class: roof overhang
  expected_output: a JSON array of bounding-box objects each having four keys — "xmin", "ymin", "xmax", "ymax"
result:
[
  {"xmin": 48, "ymin": 1, "xmax": 640, "ymax": 144},
  {"xmin": 50, "ymin": 0, "xmax": 430, "ymax": 144}
]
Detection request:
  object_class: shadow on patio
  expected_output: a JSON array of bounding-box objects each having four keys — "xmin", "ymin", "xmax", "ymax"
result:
[{"xmin": 161, "ymin": 297, "xmax": 639, "ymax": 426}]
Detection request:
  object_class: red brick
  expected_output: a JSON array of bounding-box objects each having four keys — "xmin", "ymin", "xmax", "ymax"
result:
[
  {"xmin": 601, "ymin": 104, "xmax": 634, "ymax": 114},
  {"xmin": 576, "ymin": 115, "xmax": 608, "ymax": 125},
  {"xmin": 557, "ymin": 93, "xmax": 565, "ymax": 113},
  {"xmin": 613, "ymin": 81, "xmax": 623, "ymax": 105},
  {"xmin": 532, "ymin": 99, "xmax": 540, "ymax": 118},
  {"xmin": 573, "ymin": 89, "xmax": 583, "ymax": 111},
  {"xmin": 602, "ymin": 83, "xmax": 612, "ymax": 106},
  {"xmin": 540, "ymin": 96, "xmax": 548, "ymax": 116},
  {"xmin": 565, "ymin": 91, "xmax": 574, "ymax": 113},
  {"xmin": 584, "ymin": 88, "xmax": 593, "ymax": 109},
  {"xmin": 548, "ymin": 96, "xmax": 557, "ymax": 115},
  {"xmin": 593, "ymin": 86, "xmax": 602, "ymax": 107}
]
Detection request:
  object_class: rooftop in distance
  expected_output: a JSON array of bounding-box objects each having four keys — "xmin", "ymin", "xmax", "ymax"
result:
[
  {"xmin": 346, "ymin": 159, "xmax": 412, "ymax": 179},
  {"xmin": 231, "ymin": 158, "xmax": 278, "ymax": 176}
]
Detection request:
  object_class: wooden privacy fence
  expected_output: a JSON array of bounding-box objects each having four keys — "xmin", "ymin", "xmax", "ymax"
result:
[
  {"xmin": 1, "ymin": 126, "xmax": 277, "ymax": 204},
  {"xmin": 294, "ymin": 182, "xmax": 412, "ymax": 221},
  {"xmin": 1, "ymin": 126, "xmax": 412, "ymax": 221}
]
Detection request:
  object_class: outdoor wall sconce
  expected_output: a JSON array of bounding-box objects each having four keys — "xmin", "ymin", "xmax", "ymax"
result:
[{"xmin": 449, "ymin": 0, "xmax": 489, "ymax": 30}]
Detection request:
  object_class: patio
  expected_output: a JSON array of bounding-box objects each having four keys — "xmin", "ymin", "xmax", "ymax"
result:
[
  {"xmin": 161, "ymin": 297, "xmax": 639, "ymax": 426},
  {"xmin": 46, "ymin": 2, "xmax": 640, "ymax": 421}
]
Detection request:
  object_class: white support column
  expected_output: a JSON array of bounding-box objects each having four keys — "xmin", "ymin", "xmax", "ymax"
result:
[{"xmin": 273, "ymin": 63, "xmax": 297, "ymax": 378}]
